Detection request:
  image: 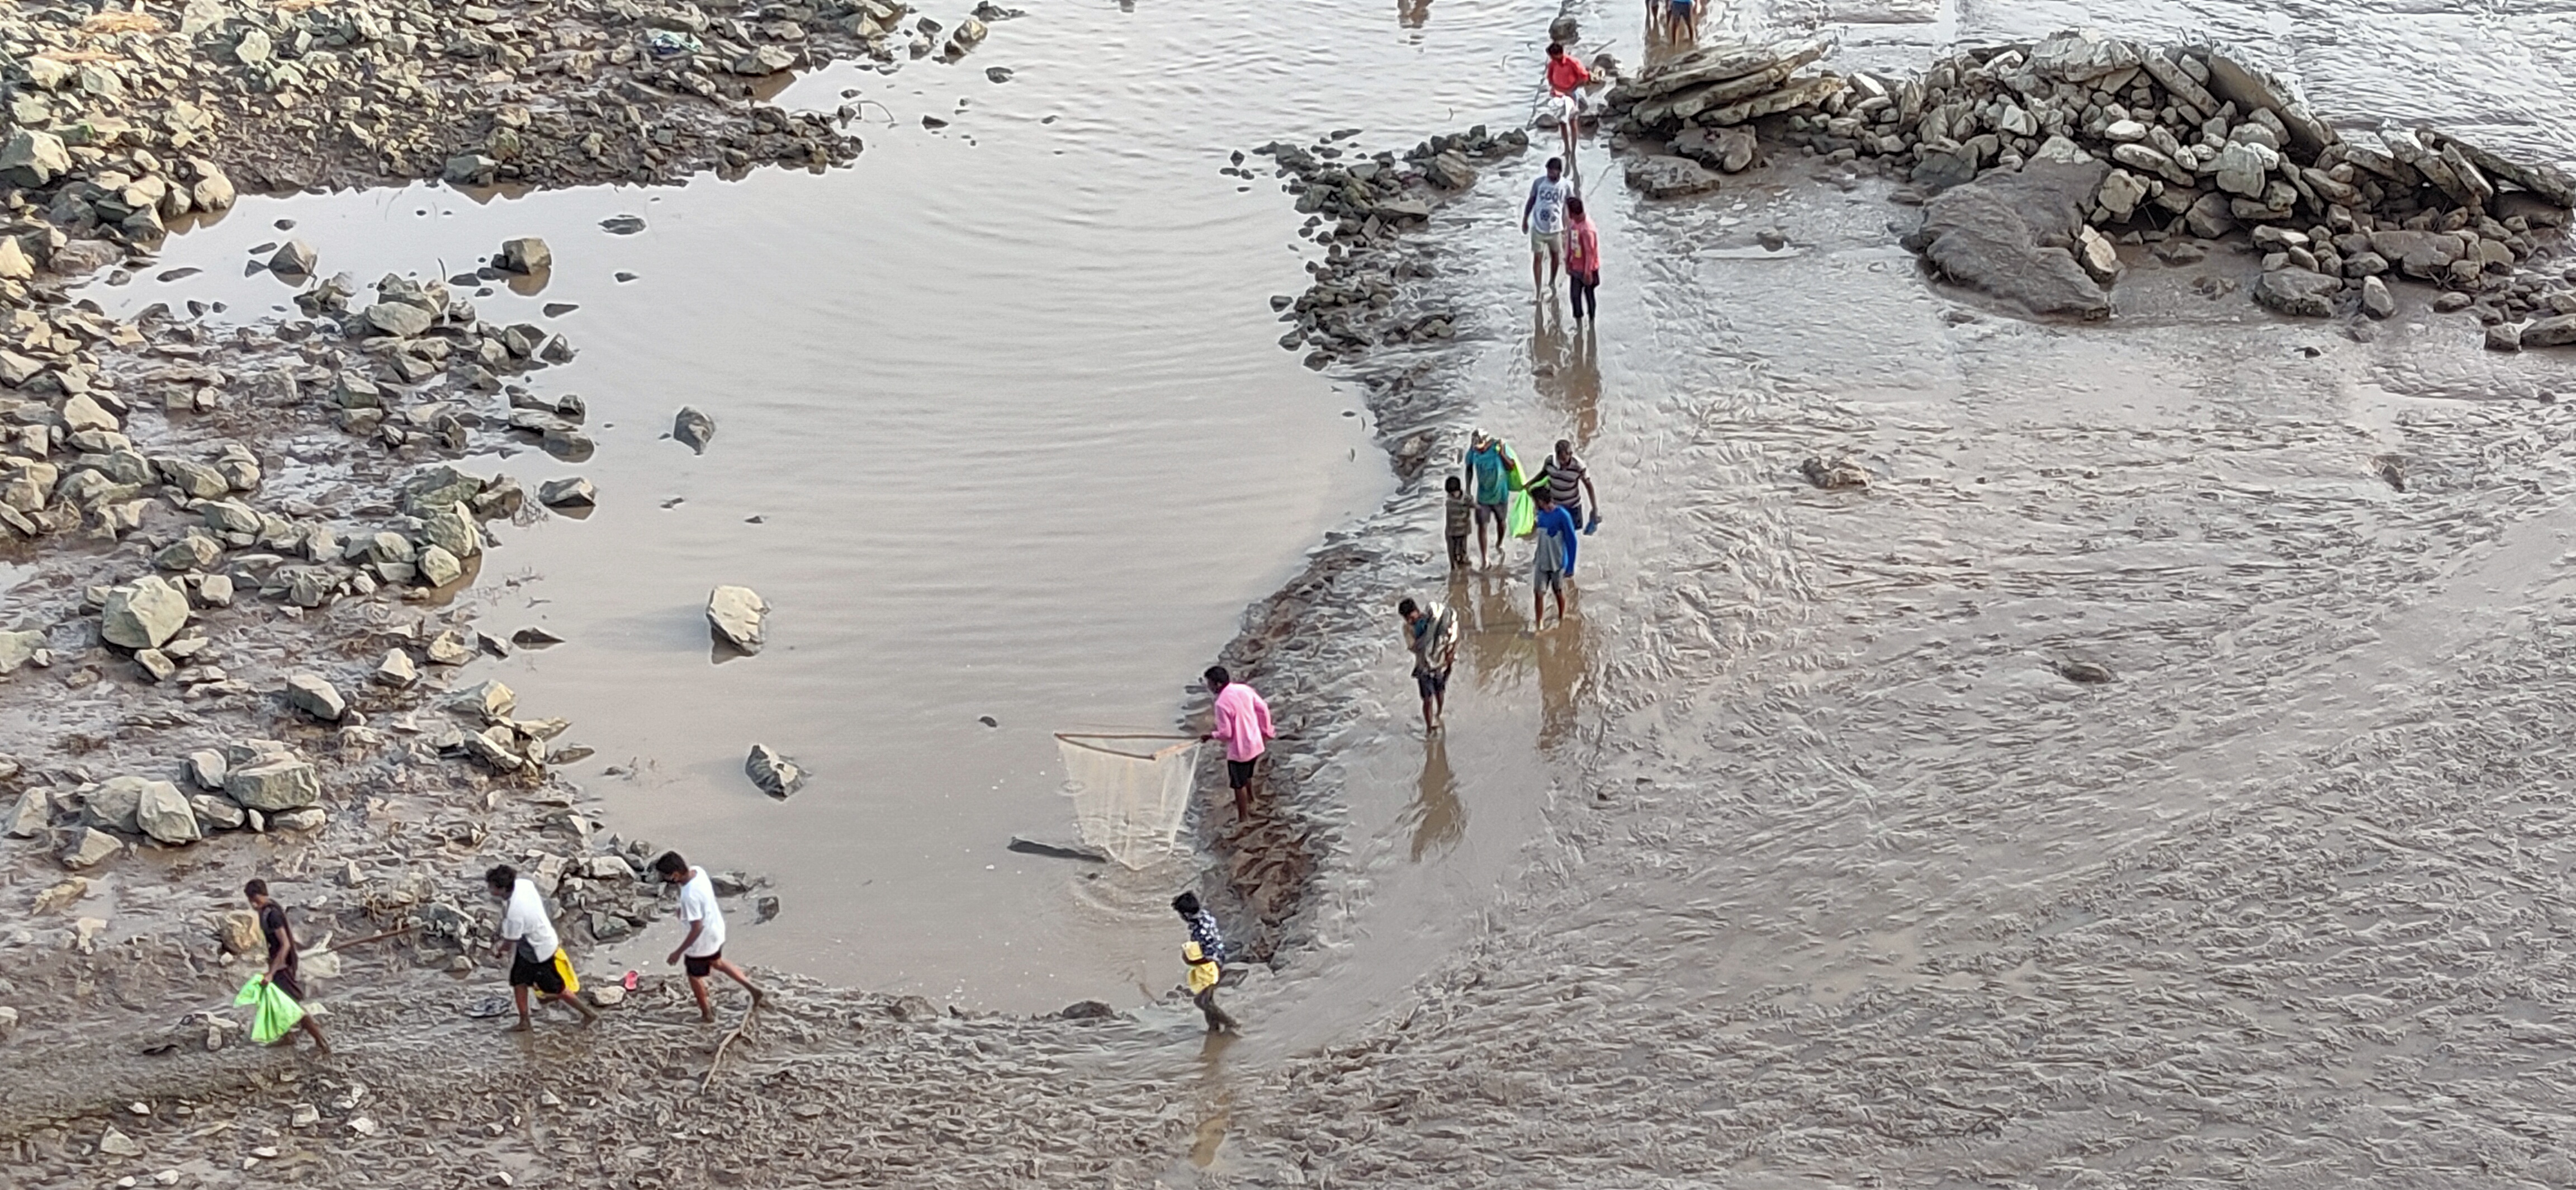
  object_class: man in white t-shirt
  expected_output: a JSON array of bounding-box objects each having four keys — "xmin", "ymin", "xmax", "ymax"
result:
[
  {"xmin": 484, "ymin": 863, "xmax": 599, "ymax": 1031},
  {"xmin": 654, "ymin": 851, "xmax": 767, "ymax": 1023}
]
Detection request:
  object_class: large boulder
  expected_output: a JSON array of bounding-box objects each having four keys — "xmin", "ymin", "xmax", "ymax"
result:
[
  {"xmin": 707, "ymin": 586, "xmax": 768, "ymax": 654},
  {"xmin": 0, "ymin": 129, "xmax": 71, "ymax": 187},
  {"xmin": 1902, "ymin": 158, "xmax": 2114, "ymax": 320},
  {"xmin": 88, "ymin": 775, "xmax": 153, "ymax": 833},
  {"xmin": 498, "ymin": 237, "xmax": 551, "ymax": 273},
  {"xmin": 1671, "ymin": 126, "xmax": 1758, "ymax": 174},
  {"xmin": 134, "ymin": 781, "xmax": 200, "ymax": 844},
  {"xmin": 225, "ymin": 758, "xmax": 320, "ymax": 811},
  {"xmin": 364, "ymin": 301, "xmax": 434, "ymax": 338},
  {"xmin": 0, "ymin": 628, "xmax": 44, "ymax": 674},
  {"xmin": 101, "ymin": 577, "xmax": 190, "ymax": 649}
]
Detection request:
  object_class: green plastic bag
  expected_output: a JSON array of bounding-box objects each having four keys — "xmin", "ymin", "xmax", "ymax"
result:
[
  {"xmin": 1503, "ymin": 445, "xmax": 1536, "ymax": 538},
  {"xmin": 234, "ymin": 975, "xmax": 305, "ymax": 1045}
]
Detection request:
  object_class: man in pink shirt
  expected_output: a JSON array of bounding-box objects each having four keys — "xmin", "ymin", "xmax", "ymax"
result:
[{"xmin": 1201, "ymin": 664, "xmax": 1275, "ymax": 823}]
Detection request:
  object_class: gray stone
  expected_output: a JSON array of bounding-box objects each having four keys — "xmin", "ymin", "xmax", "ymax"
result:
[
  {"xmin": 2251, "ymin": 269, "xmax": 2344, "ymax": 318},
  {"xmin": 364, "ymin": 301, "xmax": 434, "ymax": 338},
  {"xmin": 2184, "ymin": 191, "xmax": 2238, "ymax": 239},
  {"xmin": 2487, "ymin": 322, "xmax": 2523, "ymax": 352},
  {"xmin": 187, "ymin": 749, "xmax": 228, "ymax": 790},
  {"xmin": 373, "ymin": 649, "xmax": 418, "ymax": 688},
  {"xmin": 451, "ymin": 679, "xmax": 517, "ymax": 721},
  {"xmin": 197, "ymin": 573, "xmax": 235, "ymax": 608},
  {"xmin": 444, "ymin": 154, "xmax": 499, "ymax": 186},
  {"xmin": 2523, "ymin": 315, "xmax": 2576, "ymax": 348},
  {"xmin": 1623, "ymin": 155, "xmax": 1722, "ymax": 199},
  {"xmin": 708, "ymin": 585, "xmax": 768, "ymax": 654},
  {"xmin": 101, "ymin": 577, "xmax": 190, "ymax": 650},
  {"xmin": 0, "ymin": 629, "xmax": 44, "ymax": 675},
  {"xmin": 423, "ymin": 505, "xmax": 482, "ymax": 558},
  {"xmin": 1910, "ymin": 146, "xmax": 1980, "ymax": 195},
  {"xmin": 154, "ymin": 534, "xmax": 222, "ymax": 572},
  {"xmin": 2075, "ymin": 226, "xmax": 2121, "ymax": 284},
  {"xmin": 417, "ymin": 544, "xmax": 464, "ymax": 587},
  {"xmin": 2095, "ymin": 169, "xmax": 2149, "ymax": 220},
  {"xmin": 225, "ymin": 758, "xmax": 320, "ymax": 811},
  {"xmin": 746, "ymin": 743, "xmax": 806, "ymax": 797},
  {"xmin": 269, "ymin": 239, "xmax": 316, "ymax": 275},
  {"xmin": 1670, "ymin": 126, "xmax": 1757, "ymax": 174},
  {"xmin": 7, "ymin": 787, "xmax": 50, "ymax": 837},
  {"xmin": 63, "ymin": 828, "xmax": 121, "ymax": 869},
  {"xmin": 2361, "ymin": 275, "xmax": 2395, "ymax": 320},
  {"xmin": 284, "ymin": 672, "xmax": 347, "ymax": 721},
  {"xmin": 89, "ymin": 776, "xmax": 153, "ymax": 833},
  {"xmin": 538, "ymin": 477, "xmax": 596, "ymax": 508},
  {"xmin": 135, "ymin": 780, "xmax": 200, "ymax": 845},
  {"xmin": 674, "ymin": 407, "xmax": 716, "ymax": 454},
  {"xmin": 498, "ymin": 237, "xmax": 551, "ymax": 273},
  {"xmin": 155, "ymin": 457, "xmax": 231, "ymax": 499},
  {"xmin": 1902, "ymin": 157, "xmax": 2114, "ymax": 320},
  {"xmin": 190, "ymin": 794, "xmax": 246, "ymax": 832},
  {"xmin": 272, "ymin": 807, "xmax": 326, "ymax": 832},
  {"xmin": 465, "ymin": 726, "xmax": 523, "ymax": 771},
  {"xmin": 135, "ymin": 648, "xmax": 176, "ymax": 682},
  {"xmin": 0, "ymin": 130, "xmax": 72, "ymax": 187}
]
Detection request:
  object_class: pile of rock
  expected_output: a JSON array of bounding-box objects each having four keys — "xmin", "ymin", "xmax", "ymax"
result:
[
  {"xmin": 4, "ymin": 739, "xmax": 327, "ymax": 869},
  {"xmin": 1797, "ymin": 29, "xmax": 2573, "ymax": 329},
  {"xmin": 1254, "ymin": 124, "xmax": 1524, "ymax": 366},
  {"xmin": 1607, "ymin": 37, "xmax": 1843, "ymax": 195}
]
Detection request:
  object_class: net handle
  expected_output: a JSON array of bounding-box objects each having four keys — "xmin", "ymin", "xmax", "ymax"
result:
[{"xmin": 1055, "ymin": 732, "xmax": 1201, "ymax": 761}]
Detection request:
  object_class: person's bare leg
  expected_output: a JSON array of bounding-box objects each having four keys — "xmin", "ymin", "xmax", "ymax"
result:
[
  {"xmin": 301, "ymin": 1016, "xmax": 331, "ymax": 1055},
  {"xmin": 1533, "ymin": 587, "xmax": 1546, "ymax": 629},
  {"xmin": 1550, "ymin": 244, "xmax": 1562, "ymax": 290},
  {"xmin": 510, "ymin": 985, "xmax": 533, "ymax": 1032},
  {"xmin": 1531, "ymin": 249, "xmax": 1544, "ymax": 292},
  {"xmin": 1233, "ymin": 782, "xmax": 1252, "ymax": 823},
  {"xmin": 1554, "ymin": 584, "xmax": 1568, "ymax": 624},
  {"xmin": 689, "ymin": 975, "xmax": 716, "ymax": 1022},
  {"xmin": 714, "ymin": 957, "xmax": 766, "ymax": 1007},
  {"xmin": 1477, "ymin": 514, "xmax": 1493, "ymax": 566},
  {"xmin": 1421, "ymin": 694, "xmax": 1436, "ymax": 731},
  {"xmin": 552, "ymin": 991, "xmax": 601, "ymax": 1027}
]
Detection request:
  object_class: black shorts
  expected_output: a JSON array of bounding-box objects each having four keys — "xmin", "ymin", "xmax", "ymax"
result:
[
  {"xmin": 509, "ymin": 950, "xmax": 566, "ymax": 994},
  {"xmin": 1447, "ymin": 534, "xmax": 1468, "ymax": 565},
  {"xmin": 1226, "ymin": 758, "xmax": 1258, "ymax": 790},
  {"xmin": 1415, "ymin": 667, "xmax": 1451, "ymax": 700},
  {"xmin": 270, "ymin": 964, "xmax": 305, "ymax": 1003},
  {"xmin": 685, "ymin": 952, "xmax": 721, "ymax": 979}
]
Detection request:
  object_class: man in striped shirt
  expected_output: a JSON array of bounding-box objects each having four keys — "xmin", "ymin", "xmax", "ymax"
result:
[{"xmin": 1538, "ymin": 439, "xmax": 1598, "ymax": 531}]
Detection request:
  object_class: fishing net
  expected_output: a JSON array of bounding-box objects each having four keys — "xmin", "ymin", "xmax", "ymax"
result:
[{"xmin": 1055, "ymin": 734, "xmax": 1202, "ymax": 870}]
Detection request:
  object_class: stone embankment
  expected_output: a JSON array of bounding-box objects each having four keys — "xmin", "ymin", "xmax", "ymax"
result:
[{"xmin": 1603, "ymin": 30, "xmax": 2575, "ymax": 332}]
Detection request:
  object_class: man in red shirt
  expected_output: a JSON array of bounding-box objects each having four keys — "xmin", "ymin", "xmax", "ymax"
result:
[{"xmin": 1545, "ymin": 42, "xmax": 1592, "ymax": 163}]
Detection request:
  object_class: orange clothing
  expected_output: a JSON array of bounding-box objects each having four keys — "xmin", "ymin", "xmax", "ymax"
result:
[{"xmin": 1546, "ymin": 55, "xmax": 1591, "ymax": 97}]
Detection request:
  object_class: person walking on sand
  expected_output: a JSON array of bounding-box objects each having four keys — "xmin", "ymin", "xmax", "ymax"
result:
[
  {"xmin": 1538, "ymin": 437, "xmax": 1598, "ymax": 531},
  {"xmin": 1668, "ymin": 0, "xmax": 1698, "ymax": 41},
  {"xmin": 1172, "ymin": 892, "xmax": 1239, "ymax": 1033},
  {"xmin": 1521, "ymin": 157, "xmax": 1570, "ymax": 293},
  {"xmin": 1544, "ymin": 42, "xmax": 1593, "ymax": 164},
  {"xmin": 1564, "ymin": 196, "xmax": 1602, "ymax": 325},
  {"xmin": 486, "ymin": 864, "xmax": 600, "ymax": 1032},
  {"xmin": 245, "ymin": 879, "xmax": 331, "ymax": 1054},
  {"xmin": 1531, "ymin": 492, "xmax": 1580, "ymax": 630},
  {"xmin": 1464, "ymin": 429, "xmax": 1513, "ymax": 567},
  {"xmin": 1399, "ymin": 596, "xmax": 1461, "ymax": 731},
  {"xmin": 652, "ymin": 851, "xmax": 767, "ymax": 1023},
  {"xmin": 1202, "ymin": 665, "xmax": 1275, "ymax": 823}
]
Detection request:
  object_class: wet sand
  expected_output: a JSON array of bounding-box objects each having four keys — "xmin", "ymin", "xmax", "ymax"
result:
[{"xmin": 15, "ymin": 0, "xmax": 2576, "ymax": 1181}]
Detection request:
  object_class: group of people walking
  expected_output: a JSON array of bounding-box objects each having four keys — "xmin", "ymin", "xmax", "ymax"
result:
[{"xmin": 242, "ymin": 848, "xmax": 770, "ymax": 1051}]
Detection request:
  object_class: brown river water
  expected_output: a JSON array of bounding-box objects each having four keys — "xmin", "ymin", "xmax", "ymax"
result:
[{"xmin": 70, "ymin": 0, "xmax": 2576, "ymax": 1175}]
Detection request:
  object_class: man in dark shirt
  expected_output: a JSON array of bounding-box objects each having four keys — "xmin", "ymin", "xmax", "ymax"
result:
[{"xmin": 246, "ymin": 879, "xmax": 332, "ymax": 1053}]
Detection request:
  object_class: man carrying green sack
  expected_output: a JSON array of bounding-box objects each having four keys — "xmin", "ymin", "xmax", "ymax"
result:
[{"xmin": 242, "ymin": 879, "xmax": 330, "ymax": 1052}]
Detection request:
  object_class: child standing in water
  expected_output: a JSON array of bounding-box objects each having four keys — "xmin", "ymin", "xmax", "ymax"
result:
[
  {"xmin": 1173, "ymin": 891, "xmax": 1239, "ymax": 1033},
  {"xmin": 1444, "ymin": 475, "xmax": 1472, "ymax": 569},
  {"xmin": 1565, "ymin": 195, "xmax": 1601, "ymax": 324}
]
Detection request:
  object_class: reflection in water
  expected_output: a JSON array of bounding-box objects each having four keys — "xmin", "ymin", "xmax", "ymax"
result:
[
  {"xmin": 1530, "ymin": 300, "xmax": 1600, "ymax": 447},
  {"xmin": 1535, "ymin": 593, "xmax": 1589, "ymax": 753},
  {"xmin": 1407, "ymin": 735, "xmax": 1464, "ymax": 860}
]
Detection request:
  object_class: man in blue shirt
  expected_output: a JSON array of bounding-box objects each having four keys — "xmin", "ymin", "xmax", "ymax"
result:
[
  {"xmin": 1531, "ymin": 492, "xmax": 1579, "ymax": 629},
  {"xmin": 1463, "ymin": 430, "xmax": 1513, "ymax": 568}
]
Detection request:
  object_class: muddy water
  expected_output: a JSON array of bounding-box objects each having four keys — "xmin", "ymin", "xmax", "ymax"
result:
[
  {"xmin": 103, "ymin": 0, "xmax": 1603, "ymax": 1010},
  {"xmin": 93, "ymin": 0, "xmax": 2576, "ymax": 1075}
]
